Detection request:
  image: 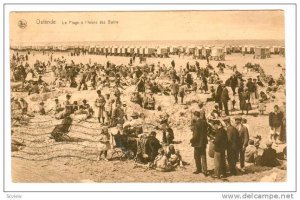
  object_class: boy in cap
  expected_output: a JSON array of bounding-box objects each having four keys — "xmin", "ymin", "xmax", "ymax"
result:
[{"xmin": 269, "ymin": 105, "xmax": 283, "ymax": 145}]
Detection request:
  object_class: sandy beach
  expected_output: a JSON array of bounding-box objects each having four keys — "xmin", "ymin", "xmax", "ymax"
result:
[{"xmin": 10, "ymin": 50, "xmax": 287, "ymax": 183}]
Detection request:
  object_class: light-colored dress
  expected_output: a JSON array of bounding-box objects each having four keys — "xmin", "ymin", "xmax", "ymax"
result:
[{"xmin": 97, "ymin": 134, "xmax": 111, "ymax": 151}]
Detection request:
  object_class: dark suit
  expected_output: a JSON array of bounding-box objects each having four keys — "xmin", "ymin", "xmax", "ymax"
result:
[
  {"xmin": 236, "ymin": 124, "xmax": 249, "ymax": 168},
  {"xmin": 213, "ymin": 127, "xmax": 228, "ymax": 178},
  {"xmin": 226, "ymin": 125, "xmax": 240, "ymax": 175},
  {"xmin": 221, "ymin": 87, "xmax": 230, "ymax": 116},
  {"xmin": 145, "ymin": 135, "xmax": 162, "ymax": 163},
  {"xmin": 215, "ymin": 84, "xmax": 223, "ymax": 110},
  {"xmin": 190, "ymin": 118, "xmax": 208, "ymax": 173},
  {"xmin": 230, "ymin": 76, "xmax": 238, "ymax": 95}
]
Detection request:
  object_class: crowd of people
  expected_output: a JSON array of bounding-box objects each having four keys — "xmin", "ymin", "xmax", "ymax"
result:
[{"xmin": 11, "ymin": 49, "xmax": 287, "ymax": 178}]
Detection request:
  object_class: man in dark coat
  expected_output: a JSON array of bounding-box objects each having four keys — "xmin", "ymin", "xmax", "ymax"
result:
[
  {"xmin": 212, "ymin": 120, "xmax": 228, "ymax": 178},
  {"xmin": 170, "ymin": 79, "xmax": 179, "ymax": 104},
  {"xmin": 146, "ymin": 131, "xmax": 162, "ymax": 164},
  {"xmin": 215, "ymin": 81, "xmax": 223, "ymax": 110},
  {"xmin": 190, "ymin": 111, "xmax": 209, "ymax": 175},
  {"xmin": 224, "ymin": 117, "xmax": 240, "ymax": 175},
  {"xmin": 230, "ymin": 75, "xmax": 238, "ymax": 95},
  {"xmin": 235, "ymin": 117, "xmax": 249, "ymax": 172},
  {"xmin": 221, "ymin": 84, "xmax": 230, "ymax": 116},
  {"xmin": 269, "ymin": 105, "xmax": 283, "ymax": 144}
]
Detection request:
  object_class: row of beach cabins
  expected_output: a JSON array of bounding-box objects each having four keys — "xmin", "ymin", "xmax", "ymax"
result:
[{"xmin": 11, "ymin": 45, "xmax": 285, "ymax": 60}]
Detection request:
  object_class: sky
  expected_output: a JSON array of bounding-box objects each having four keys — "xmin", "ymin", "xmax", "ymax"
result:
[{"xmin": 10, "ymin": 10, "xmax": 285, "ymax": 45}]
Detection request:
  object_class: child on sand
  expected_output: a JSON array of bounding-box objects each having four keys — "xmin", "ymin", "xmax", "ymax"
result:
[
  {"xmin": 154, "ymin": 148, "xmax": 176, "ymax": 172},
  {"xmin": 258, "ymin": 98, "xmax": 266, "ymax": 115},
  {"xmin": 97, "ymin": 127, "xmax": 111, "ymax": 161}
]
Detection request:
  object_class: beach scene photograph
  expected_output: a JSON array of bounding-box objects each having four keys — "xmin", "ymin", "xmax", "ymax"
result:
[{"xmin": 9, "ymin": 10, "xmax": 287, "ymax": 183}]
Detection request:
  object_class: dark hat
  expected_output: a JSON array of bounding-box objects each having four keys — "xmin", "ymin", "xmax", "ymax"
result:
[
  {"xmin": 193, "ymin": 111, "xmax": 200, "ymax": 117},
  {"xmin": 82, "ymin": 99, "xmax": 87, "ymax": 103},
  {"xmin": 40, "ymin": 101, "xmax": 45, "ymax": 105},
  {"xmin": 249, "ymin": 139, "xmax": 254, "ymax": 145},
  {"xmin": 235, "ymin": 117, "xmax": 242, "ymax": 121},
  {"xmin": 198, "ymin": 101, "xmax": 204, "ymax": 107},
  {"xmin": 66, "ymin": 94, "xmax": 71, "ymax": 98},
  {"xmin": 54, "ymin": 98, "xmax": 58, "ymax": 101},
  {"xmin": 211, "ymin": 119, "xmax": 221, "ymax": 125},
  {"xmin": 97, "ymin": 90, "xmax": 101, "ymax": 94},
  {"xmin": 150, "ymin": 131, "xmax": 157, "ymax": 136}
]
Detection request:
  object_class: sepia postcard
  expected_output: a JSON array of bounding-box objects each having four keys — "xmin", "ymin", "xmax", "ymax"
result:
[{"xmin": 8, "ymin": 10, "xmax": 289, "ymax": 185}]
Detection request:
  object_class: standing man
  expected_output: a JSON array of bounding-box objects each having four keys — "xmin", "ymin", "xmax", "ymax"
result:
[
  {"xmin": 190, "ymin": 111, "xmax": 209, "ymax": 176},
  {"xmin": 269, "ymin": 105, "xmax": 283, "ymax": 145},
  {"xmin": 104, "ymin": 94, "xmax": 114, "ymax": 126},
  {"xmin": 78, "ymin": 70, "xmax": 88, "ymax": 91},
  {"xmin": 212, "ymin": 119, "xmax": 228, "ymax": 179},
  {"xmin": 215, "ymin": 81, "xmax": 223, "ymax": 111},
  {"xmin": 230, "ymin": 74, "xmax": 238, "ymax": 96},
  {"xmin": 179, "ymin": 83, "xmax": 187, "ymax": 104},
  {"xmin": 198, "ymin": 101, "xmax": 206, "ymax": 120},
  {"xmin": 235, "ymin": 117, "xmax": 249, "ymax": 172},
  {"xmin": 95, "ymin": 90, "xmax": 106, "ymax": 124},
  {"xmin": 170, "ymin": 79, "xmax": 179, "ymax": 104},
  {"xmin": 246, "ymin": 78, "xmax": 256, "ymax": 105},
  {"xmin": 221, "ymin": 83, "xmax": 230, "ymax": 116},
  {"xmin": 223, "ymin": 117, "xmax": 240, "ymax": 175}
]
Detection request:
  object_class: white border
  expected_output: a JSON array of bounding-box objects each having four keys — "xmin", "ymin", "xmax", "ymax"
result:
[{"xmin": 2, "ymin": 2, "xmax": 297, "ymax": 193}]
